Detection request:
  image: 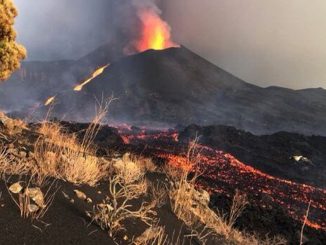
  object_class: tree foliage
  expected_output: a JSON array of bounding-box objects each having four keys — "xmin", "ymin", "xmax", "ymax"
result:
[{"xmin": 0, "ymin": 0, "xmax": 26, "ymax": 81}]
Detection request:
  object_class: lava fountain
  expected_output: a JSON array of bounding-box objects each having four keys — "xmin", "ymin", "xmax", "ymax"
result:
[{"xmin": 134, "ymin": 9, "xmax": 178, "ymax": 52}]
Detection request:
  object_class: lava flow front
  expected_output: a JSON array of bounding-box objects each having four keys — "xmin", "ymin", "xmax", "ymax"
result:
[{"xmin": 117, "ymin": 126, "xmax": 326, "ymax": 231}]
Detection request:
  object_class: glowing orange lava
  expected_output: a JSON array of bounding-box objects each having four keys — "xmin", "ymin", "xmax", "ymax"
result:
[
  {"xmin": 117, "ymin": 127, "xmax": 326, "ymax": 231},
  {"xmin": 74, "ymin": 64, "xmax": 110, "ymax": 92},
  {"xmin": 44, "ymin": 96, "xmax": 55, "ymax": 106},
  {"xmin": 135, "ymin": 9, "xmax": 178, "ymax": 52}
]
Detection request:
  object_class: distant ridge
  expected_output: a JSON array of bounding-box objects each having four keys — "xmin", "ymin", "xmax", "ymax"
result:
[{"xmin": 2, "ymin": 45, "xmax": 326, "ymax": 135}]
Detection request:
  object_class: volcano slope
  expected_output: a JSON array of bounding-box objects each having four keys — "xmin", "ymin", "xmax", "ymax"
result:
[
  {"xmin": 1, "ymin": 112, "xmax": 295, "ymax": 245},
  {"xmin": 44, "ymin": 46, "xmax": 326, "ymax": 136},
  {"xmin": 2, "ymin": 46, "xmax": 326, "ymax": 135},
  {"xmin": 0, "ymin": 42, "xmax": 124, "ymax": 115}
]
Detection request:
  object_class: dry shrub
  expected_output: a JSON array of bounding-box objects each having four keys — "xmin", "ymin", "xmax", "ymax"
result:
[
  {"xmin": 32, "ymin": 97, "xmax": 113, "ymax": 186},
  {"xmin": 169, "ymin": 172, "xmax": 286, "ymax": 244},
  {"xmin": 133, "ymin": 224, "xmax": 189, "ymax": 245},
  {"xmin": 167, "ymin": 139, "xmax": 286, "ymax": 245},
  {"xmin": 226, "ymin": 190, "xmax": 249, "ymax": 228},
  {"xmin": 112, "ymin": 153, "xmax": 144, "ymax": 184},
  {"xmin": 38, "ymin": 122, "xmax": 78, "ymax": 150},
  {"xmin": 90, "ymin": 175, "xmax": 156, "ymax": 237},
  {"xmin": 111, "ymin": 153, "xmax": 157, "ymax": 184},
  {"xmin": 0, "ymin": 112, "xmax": 27, "ymax": 135},
  {"xmin": 0, "ymin": 147, "xmax": 30, "ymax": 178},
  {"xmin": 80, "ymin": 97, "xmax": 112, "ymax": 153},
  {"xmin": 132, "ymin": 155, "xmax": 157, "ymax": 173},
  {"xmin": 34, "ymin": 132, "xmax": 109, "ymax": 186},
  {"xmin": 169, "ymin": 173, "xmax": 202, "ymax": 226},
  {"xmin": 164, "ymin": 164, "xmax": 187, "ymax": 182}
]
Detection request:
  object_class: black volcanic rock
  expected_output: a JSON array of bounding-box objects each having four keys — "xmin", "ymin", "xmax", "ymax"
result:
[
  {"xmin": 179, "ymin": 124, "xmax": 326, "ymax": 188},
  {"xmin": 2, "ymin": 45, "xmax": 326, "ymax": 135},
  {"xmin": 52, "ymin": 46, "xmax": 326, "ymax": 135}
]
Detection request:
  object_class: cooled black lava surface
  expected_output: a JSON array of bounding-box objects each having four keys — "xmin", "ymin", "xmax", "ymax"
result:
[{"xmin": 179, "ymin": 124, "xmax": 326, "ymax": 188}]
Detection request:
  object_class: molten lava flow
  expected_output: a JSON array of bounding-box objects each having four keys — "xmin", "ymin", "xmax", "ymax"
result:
[
  {"xmin": 135, "ymin": 9, "xmax": 178, "ymax": 52},
  {"xmin": 74, "ymin": 64, "xmax": 110, "ymax": 92},
  {"xmin": 117, "ymin": 127, "xmax": 326, "ymax": 231},
  {"xmin": 44, "ymin": 96, "xmax": 55, "ymax": 106}
]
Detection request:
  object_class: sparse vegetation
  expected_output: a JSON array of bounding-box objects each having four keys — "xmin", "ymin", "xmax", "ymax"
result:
[
  {"xmin": 34, "ymin": 128, "xmax": 109, "ymax": 186},
  {"xmin": 133, "ymin": 224, "xmax": 168, "ymax": 245},
  {"xmin": 167, "ymin": 140, "xmax": 287, "ymax": 245},
  {"xmin": 226, "ymin": 190, "xmax": 249, "ymax": 228},
  {"xmin": 0, "ymin": 111, "xmax": 293, "ymax": 244},
  {"xmin": 0, "ymin": 112, "xmax": 27, "ymax": 135},
  {"xmin": 90, "ymin": 175, "xmax": 156, "ymax": 237}
]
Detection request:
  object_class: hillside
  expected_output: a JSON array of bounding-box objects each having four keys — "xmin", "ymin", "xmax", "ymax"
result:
[
  {"xmin": 1, "ymin": 46, "xmax": 326, "ymax": 135},
  {"xmin": 0, "ymin": 112, "xmax": 299, "ymax": 244}
]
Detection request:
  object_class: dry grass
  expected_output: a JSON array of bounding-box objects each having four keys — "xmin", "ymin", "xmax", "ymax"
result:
[
  {"xmin": 111, "ymin": 153, "xmax": 144, "ymax": 184},
  {"xmin": 90, "ymin": 175, "xmax": 156, "ymax": 237},
  {"xmin": 226, "ymin": 190, "xmax": 248, "ymax": 228},
  {"xmin": 34, "ymin": 132, "xmax": 109, "ymax": 186},
  {"xmin": 0, "ymin": 98, "xmax": 112, "ymax": 186},
  {"xmin": 32, "ymin": 98, "xmax": 113, "ymax": 186},
  {"xmin": 133, "ymin": 224, "xmax": 168, "ymax": 245},
  {"xmin": 0, "ymin": 147, "xmax": 30, "ymax": 178},
  {"xmin": 111, "ymin": 153, "xmax": 157, "ymax": 185},
  {"xmin": 167, "ymin": 139, "xmax": 286, "ymax": 245},
  {"xmin": 131, "ymin": 155, "xmax": 157, "ymax": 173},
  {"xmin": 0, "ymin": 112, "xmax": 27, "ymax": 136},
  {"xmin": 300, "ymin": 200, "xmax": 312, "ymax": 245},
  {"xmin": 169, "ymin": 171, "xmax": 286, "ymax": 244},
  {"xmin": 80, "ymin": 97, "xmax": 113, "ymax": 154},
  {"xmin": 133, "ymin": 224, "xmax": 188, "ymax": 245}
]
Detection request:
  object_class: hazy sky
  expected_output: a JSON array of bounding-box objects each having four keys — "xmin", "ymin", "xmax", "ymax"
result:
[
  {"xmin": 163, "ymin": 0, "xmax": 326, "ymax": 89},
  {"xmin": 14, "ymin": 0, "xmax": 326, "ymax": 89},
  {"xmin": 14, "ymin": 0, "xmax": 112, "ymax": 60}
]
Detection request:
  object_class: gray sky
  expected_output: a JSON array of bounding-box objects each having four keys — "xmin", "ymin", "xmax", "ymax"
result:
[
  {"xmin": 14, "ymin": 0, "xmax": 326, "ymax": 89},
  {"xmin": 14, "ymin": 0, "xmax": 112, "ymax": 60}
]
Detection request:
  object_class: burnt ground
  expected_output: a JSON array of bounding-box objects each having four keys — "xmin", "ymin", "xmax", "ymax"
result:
[
  {"xmin": 209, "ymin": 192, "xmax": 326, "ymax": 245},
  {"xmin": 0, "ymin": 122, "xmax": 222, "ymax": 245},
  {"xmin": 0, "ymin": 119, "xmax": 325, "ymax": 244},
  {"xmin": 0, "ymin": 175, "xmax": 210, "ymax": 245}
]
